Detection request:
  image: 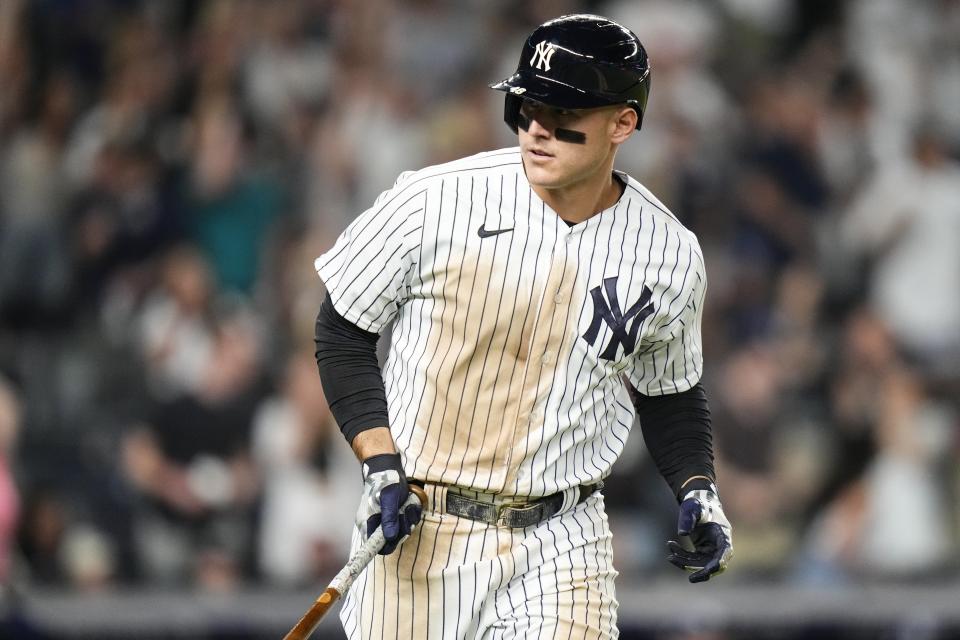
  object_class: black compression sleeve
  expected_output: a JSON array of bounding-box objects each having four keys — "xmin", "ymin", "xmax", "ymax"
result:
[
  {"xmin": 314, "ymin": 293, "xmax": 389, "ymax": 444},
  {"xmin": 626, "ymin": 380, "xmax": 716, "ymax": 501}
]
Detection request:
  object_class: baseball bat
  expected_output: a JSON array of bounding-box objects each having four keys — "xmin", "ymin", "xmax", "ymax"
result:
[{"xmin": 282, "ymin": 485, "xmax": 429, "ymax": 640}]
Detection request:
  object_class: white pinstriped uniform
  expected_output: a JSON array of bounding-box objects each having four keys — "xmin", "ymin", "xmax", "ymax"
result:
[{"xmin": 315, "ymin": 147, "xmax": 706, "ymax": 638}]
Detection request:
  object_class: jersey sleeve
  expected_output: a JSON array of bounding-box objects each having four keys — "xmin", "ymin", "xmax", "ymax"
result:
[
  {"xmin": 626, "ymin": 239, "xmax": 707, "ymax": 396},
  {"xmin": 314, "ymin": 173, "xmax": 426, "ymax": 333}
]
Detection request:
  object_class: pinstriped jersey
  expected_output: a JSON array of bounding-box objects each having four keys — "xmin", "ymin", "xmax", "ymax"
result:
[{"xmin": 315, "ymin": 147, "xmax": 706, "ymax": 498}]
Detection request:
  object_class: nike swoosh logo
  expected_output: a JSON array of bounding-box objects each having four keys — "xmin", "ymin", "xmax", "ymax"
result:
[{"xmin": 477, "ymin": 224, "xmax": 514, "ymax": 238}]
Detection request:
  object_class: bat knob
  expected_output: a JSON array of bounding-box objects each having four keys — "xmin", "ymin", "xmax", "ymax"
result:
[{"xmin": 409, "ymin": 484, "xmax": 429, "ymax": 510}]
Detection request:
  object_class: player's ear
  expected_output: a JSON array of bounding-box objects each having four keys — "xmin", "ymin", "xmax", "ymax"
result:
[{"xmin": 609, "ymin": 107, "xmax": 637, "ymax": 144}]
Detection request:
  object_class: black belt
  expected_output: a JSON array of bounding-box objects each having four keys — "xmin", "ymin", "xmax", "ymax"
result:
[{"xmin": 441, "ymin": 482, "xmax": 603, "ymax": 528}]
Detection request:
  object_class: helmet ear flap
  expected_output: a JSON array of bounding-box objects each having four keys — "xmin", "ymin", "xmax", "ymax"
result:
[
  {"xmin": 504, "ymin": 93, "xmax": 522, "ymax": 134},
  {"xmin": 626, "ymin": 100, "xmax": 643, "ymax": 130},
  {"xmin": 627, "ymin": 71, "xmax": 650, "ymax": 130}
]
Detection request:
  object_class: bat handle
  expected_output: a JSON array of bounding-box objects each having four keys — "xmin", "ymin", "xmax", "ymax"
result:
[{"xmin": 282, "ymin": 486, "xmax": 429, "ymax": 640}]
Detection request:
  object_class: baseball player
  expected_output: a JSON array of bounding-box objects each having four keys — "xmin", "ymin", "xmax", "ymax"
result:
[{"xmin": 314, "ymin": 14, "xmax": 733, "ymax": 639}]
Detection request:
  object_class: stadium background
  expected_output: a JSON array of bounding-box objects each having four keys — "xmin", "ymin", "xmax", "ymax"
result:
[{"xmin": 1, "ymin": 0, "xmax": 960, "ymax": 638}]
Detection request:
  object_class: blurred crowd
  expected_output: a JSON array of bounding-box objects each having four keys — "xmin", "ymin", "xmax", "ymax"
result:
[{"xmin": 0, "ymin": 0, "xmax": 959, "ymax": 595}]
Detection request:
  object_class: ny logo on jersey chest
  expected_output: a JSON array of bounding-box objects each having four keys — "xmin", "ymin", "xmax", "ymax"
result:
[{"xmin": 582, "ymin": 277, "xmax": 655, "ymax": 361}]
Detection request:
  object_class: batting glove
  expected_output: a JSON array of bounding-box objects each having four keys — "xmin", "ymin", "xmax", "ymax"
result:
[
  {"xmin": 667, "ymin": 487, "xmax": 733, "ymax": 583},
  {"xmin": 359, "ymin": 453, "xmax": 422, "ymax": 555}
]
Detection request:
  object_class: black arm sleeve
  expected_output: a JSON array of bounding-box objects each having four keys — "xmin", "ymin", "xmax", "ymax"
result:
[
  {"xmin": 626, "ymin": 380, "xmax": 716, "ymax": 502},
  {"xmin": 314, "ymin": 293, "xmax": 389, "ymax": 444}
]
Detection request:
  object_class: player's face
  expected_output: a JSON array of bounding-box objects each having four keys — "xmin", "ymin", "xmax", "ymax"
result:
[{"xmin": 517, "ymin": 100, "xmax": 631, "ymax": 190}]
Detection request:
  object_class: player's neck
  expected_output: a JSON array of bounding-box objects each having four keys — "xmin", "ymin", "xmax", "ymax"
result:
[{"xmin": 532, "ymin": 163, "xmax": 624, "ymax": 225}]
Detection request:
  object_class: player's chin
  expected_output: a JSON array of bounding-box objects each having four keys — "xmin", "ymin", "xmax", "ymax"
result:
[{"xmin": 524, "ymin": 164, "xmax": 567, "ymax": 189}]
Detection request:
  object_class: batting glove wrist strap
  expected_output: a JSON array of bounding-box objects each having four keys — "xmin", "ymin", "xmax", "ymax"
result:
[
  {"xmin": 677, "ymin": 475, "xmax": 716, "ymax": 499},
  {"xmin": 362, "ymin": 452, "xmax": 404, "ymax": 476},
  {"xmin": 667, "ymin": 487, "xmax": 733, "ymax": 583},
  {"xmin": 359, "ymin": 453, "xmax": 422, "ymax": 555}
]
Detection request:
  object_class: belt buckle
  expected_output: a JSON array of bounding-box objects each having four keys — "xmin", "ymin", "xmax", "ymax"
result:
[{"xmin": 497, "ymin": 501, "xmax": 544, "ymax": 528}]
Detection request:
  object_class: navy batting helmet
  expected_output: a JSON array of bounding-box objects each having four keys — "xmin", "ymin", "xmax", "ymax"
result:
[{"xmin": 490, "ymin": 14, "xmax": 651, "ymax": 133}]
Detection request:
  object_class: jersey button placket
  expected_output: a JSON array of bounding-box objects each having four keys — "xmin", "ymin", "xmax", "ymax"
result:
[{"xmin": 502, "ymin": 226, "xmax": 568, "ymax": 490}]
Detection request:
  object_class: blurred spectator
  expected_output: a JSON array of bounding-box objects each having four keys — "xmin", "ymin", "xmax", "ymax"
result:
[
  {"xmin": 817, "ymin": 68, "xmax": 876, "ymax": 203},
  {"xmin": 16, "ymin": 487, "xmax": 116, "ymax": 593},
  {"xmin": 733, "ymin": 75, "xmax": 828, "ymax": 268},
  {"xmin": 731, "ymin": 167, "xmax": 812, "ymax": 273},
  {"xmin": 326, "ymin": 65, "xmax": 428, "ymax": 211},
  {"xmin": 606, "ymin": 0, "xmax": 733, "ymax": 179},
  {"xmin": 62, "ymin": 13, "xmax": 180, "ymax": 191},
  {"xmin": 184, "ymin": 93, "xmax": 285, "ymax": 295},
  {"xmin": 17, "ymin": 491, "xmax": 67, "ymax": 585},
  {"xmin": 241, "ymin": 1, "xmax": 331, "ymax": 134},
  {"xmin": 69, "ymin": 136, "xmax": 182, "ymax": 311},
  {"xmin": 859, "ymin": 368, "xmax": 954, "ymax": 575},
  {"xmin": 739, "ymin": 76, "xmax": 829, "ymax": 213},
  {"xmin": 644, "ymin": 115, "xmax": 725, "ymax": 233},
  {"xmin": 769, "ymin": 264, "xmax": 827, "ymax": 394},
  {"xmin": 0, "ymin": 73, "xmax": 76, "ymax": 329},
  {"xmin": 794, "ymin": 309, "xmax": 956, "ymax": 582},
  {"xmin": 383, "ymin": 0, "xmax": 492, "ymax": 105},
  {"xmin": 59, "ymin": 524, "xmax": 115, "ymax": 592},
  {"xmin": 807, "ymin": 310, "xmax": 896, "ymax": 525},
  {"xmin": 0, "ymin": 1, "xmax": 29, "ymax": 139},
  {"xmin": 0, "ymin": 377, "xmax": 20, "ymax": 585},
  {"xmin": 137, "ymin": 245, "xmax": 217, "ymax": 400},
  {"xmin": 846, "ymin": 0, "xmax": 938, "ymax": 160},
  {"xmin": 840, "ymin": 126, "xmax": 960, "ymax": 377},
  {"xmin": 262, "ymin": 227, "xmax": 334, "ymax": 352},
  {"xmin": 0, "ymin": 73, "xmax": 75, "ymax": 222},
  {"xmin": 710, "ymin": 343, "xmax": 795, "ymax": 576},
  {"xmin": 252, "ymin": 352, "xmax": 358, "ymax": 586},
  {"xmin": 424, "ymin": 82, "xmax": 500, "ymax": 165},
  {"xmin": 122, "ymin": 310, "xmax": 267, "ymax": 588},
  {"xmin": 800, "ymin": 365, "xmax": 955, "ymax": 582}
]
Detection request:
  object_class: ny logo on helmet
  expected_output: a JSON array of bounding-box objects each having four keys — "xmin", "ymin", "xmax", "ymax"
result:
[
  {"xmin": 582, "ymin": 277, "xmax": 655, "ymax": 361},
  {"xmin": 530, "ymin": 41, "xmax": 558, "ymax": 72}
]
